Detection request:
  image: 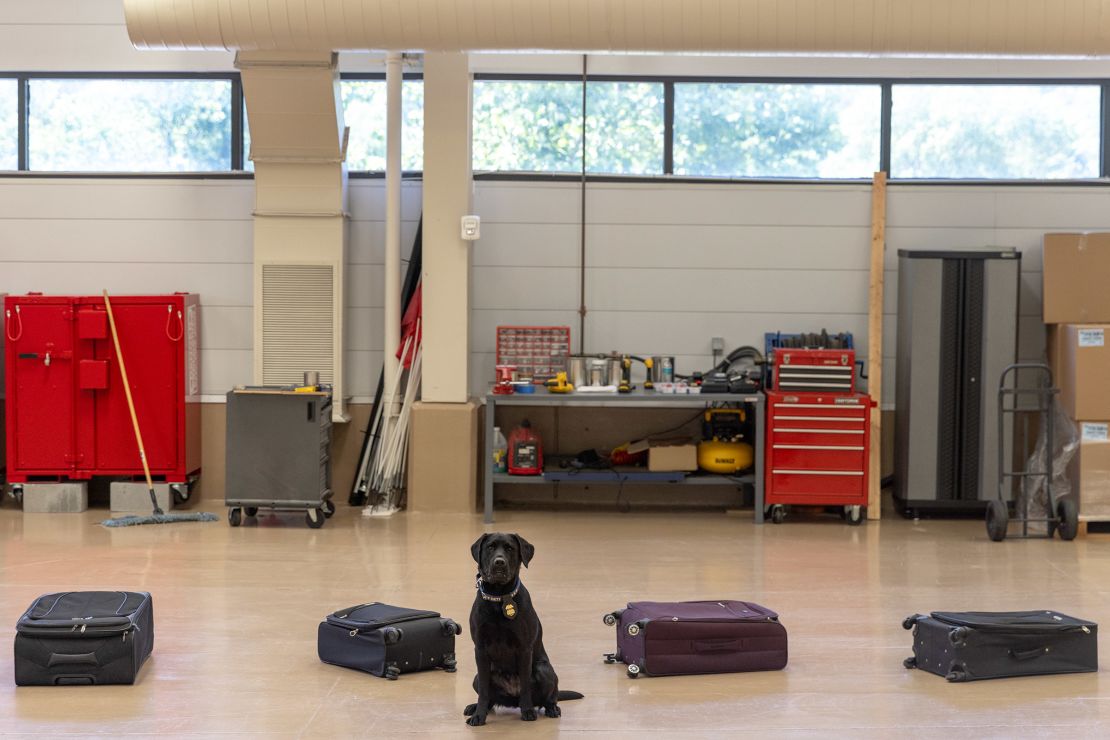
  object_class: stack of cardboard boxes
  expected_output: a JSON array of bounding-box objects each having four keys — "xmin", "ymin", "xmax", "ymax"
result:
[{"xmin": 1044, "ymin": 233, "xmax": 1110, "ymax": 521}]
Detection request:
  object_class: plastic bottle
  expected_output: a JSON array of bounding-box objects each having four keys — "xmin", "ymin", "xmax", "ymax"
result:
[{"xmin": 492, "ymin": 426, "xmax": 508, "ymax": 474}]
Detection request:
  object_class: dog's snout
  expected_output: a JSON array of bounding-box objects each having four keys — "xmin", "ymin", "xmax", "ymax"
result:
[{"xmin": 493, "ymin": 556, "xmax": 507, "ymax": 567}]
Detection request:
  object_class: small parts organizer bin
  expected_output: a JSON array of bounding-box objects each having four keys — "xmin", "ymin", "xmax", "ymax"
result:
[
  {"xmin": 495, "ymin": 326, "xmax": 570, "ymax": 383},
  {"xmin": 764, "ymin": 391, "xmax": 873, "ymax": 524}
]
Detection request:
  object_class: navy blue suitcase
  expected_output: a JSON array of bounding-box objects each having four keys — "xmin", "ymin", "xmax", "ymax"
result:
[{"xmin": 318, "ymin": 602, "xmax": 461, "ymax": 679}]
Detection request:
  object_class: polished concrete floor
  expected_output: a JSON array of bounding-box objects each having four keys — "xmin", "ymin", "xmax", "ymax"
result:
[{"xmin": 1, "ymin": 504, "xmax": 1109, "ymax": 738}]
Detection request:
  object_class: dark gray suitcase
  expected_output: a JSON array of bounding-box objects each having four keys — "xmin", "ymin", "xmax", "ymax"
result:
[
  {"xmin": 603, "ymin": 600, "xmax": 788, "ymax": 678},
  {"xmin": 903, "ymin": 611, "xmax": 1097, "ymax": 682},
  {"xmin": 317, "ymin": 602, "xmax": 461, "ymax": 679},
  {"xmin": 15, "ymin": 591, "xmax": 154, "ymax": 686}
]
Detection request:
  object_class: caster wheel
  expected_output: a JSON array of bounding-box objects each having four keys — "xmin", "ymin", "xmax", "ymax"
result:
[
  {"xmin": 385, "ymin": 664, "xmax": 400, "ymax": 681},
  {"xmin": 444, "ymin": 656, "xmax": 457, "ymax": 673},
  {"xmin": 903, "ymin": 657, "xmax": 917, "ymax": 669},
  {"xmin": 1057, "ymin": 497, "xmax": 1079, "ymax": 541},
  {"xmin": 771, "ymin": 506, "xmax": 786, "ymax": 524},
  {"xmin": 902, "ymin": 615, "xmax": 918, "ymax": 631},
  {"xmin": 382, "ymin": 627, "xmax": 404, "ymax": 645},
  {"xmin": 442, "ymin": 619, "xmax": 462, "ymax": 637},
  {"xmin": 603, "ymin": 613, "xmax": 618, "ymax": 627},
  {"xmin": 10, "ymin": 485, "xmax": 24, "ymax": 505},
  {"xmin": 306, "ymin": 508, "xmax": 325, "ymax": 529},
  {"xmin": 245, "ymin": 507, "xmax": 259, "ymax": 518},
  {"xmin": 228, "ymin": 508, "xmax": 242, "ymax": 527},
  {"xmin": 603, "ymin": 654, "xmax": 618, "ymax": 664},
  {"xmin": 171, "ymin": 484, "xmax": 189, "ymax": 506},
  {"xmin": 845, "ymin": 505, "xmax": 864, "ymax": 525},
  {"xmin": 627, "ymin": 664, "xmax": 641, "ymax": 679},
  {"xmin": 986, "ymin": 499, "xmax": 1008, "ymax": 542},
  {"xmin": 322, "ymin": 499, "xmax": 336, "ymax": 518},
  {"xmin": 948, "ymin": 627, "xmax": 969, "ymax": 647},
  {"xmin": 627, "ymin": 623, "xmax": 641, "ymax": 637}
]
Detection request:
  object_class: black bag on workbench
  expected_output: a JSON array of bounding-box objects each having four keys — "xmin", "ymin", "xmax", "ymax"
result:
[
  {"xmin": 15, "ymin": 591, "xmax": 154, "ymax": 686},
  {"xmin": 318, "ymin": 602, "xmax": 461, "ymax": 679},
  {"xmin": 902, "ymin": 611, "xmax": 1097, "ymax": 682}
]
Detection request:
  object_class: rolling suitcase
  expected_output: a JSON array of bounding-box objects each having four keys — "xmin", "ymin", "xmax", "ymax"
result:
[
  {"xmin": 317, "ymin": 602, "xmax": 462, "ymax": 680},
  {"xmin": 602, "ymin": 600, "xmax": 788, "ymax": 678},
  {"xmin": 14, "ymin": 591, "xmax": 154, "ymax": 686},
  {"xmin": 902, "ymin": 611, "xmax": 1098, "ymax": 682}
]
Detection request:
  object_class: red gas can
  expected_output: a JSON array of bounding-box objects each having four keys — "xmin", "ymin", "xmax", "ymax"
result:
[
  {"xmin": 4, "ymin": 294, "xmax": 201, "ymax": 485},
  {"xmin": 507, "ymin": 420, "xmax": 543, "ymax": 476}
]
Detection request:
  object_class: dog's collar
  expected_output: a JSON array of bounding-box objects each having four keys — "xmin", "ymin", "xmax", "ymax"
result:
[{"xmin": 476, "ymin": 576, "xmax": 520, "ymax": 603}]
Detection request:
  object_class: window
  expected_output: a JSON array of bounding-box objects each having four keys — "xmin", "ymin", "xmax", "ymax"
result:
[
  {"xmin": 1, "ymin": 79, "xmax": 16, "ymax": 170},
  {"xmin": 673, "ymin": 83, "xmax": 881, "ymax": 178},
  {"xmin": 27, "ymin": 78, "xmax": 232, "ymax": 172},
  {"xmin": 341, "ymin": 79, "xmax": 424, "ymax": 171},
  {"xmin": 586, "ymin": 81, "xmax": 664, "ymax": 175},
  {"xmin": 473, "ymin": 81, "xmax": 583, "ymax": 172},
  {"xmin": 891, "ymin": 84, "xmax": 1101, "ymax": 179}
]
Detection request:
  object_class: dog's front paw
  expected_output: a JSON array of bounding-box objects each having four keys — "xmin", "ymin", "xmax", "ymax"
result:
[
  {"xmin": 463, "ymin": 703, "xmax": 477, "ymax": 717},
  {"xmin": 521, "ymin": 708, "xmax": 538, "ymax": 721},
  {"xmin": 544, "ymin": 704, "xmax": 561, "ymax": 718},
  {"xmin": 466, "ymin": 713, "xmax": 487, "ymax": 727}
]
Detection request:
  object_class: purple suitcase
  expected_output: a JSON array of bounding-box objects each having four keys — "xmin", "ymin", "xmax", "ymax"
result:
[{"xmin": 603, "ymin": 600, "xmax": 788, "ymax": 678}]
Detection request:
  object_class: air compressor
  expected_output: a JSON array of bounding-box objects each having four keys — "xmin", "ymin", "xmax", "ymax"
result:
[{"xmin": 697, "ymin": 409, "xmax": 754, "ymax": 474}]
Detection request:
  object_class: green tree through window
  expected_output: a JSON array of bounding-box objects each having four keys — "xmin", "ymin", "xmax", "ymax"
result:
[
  {"xmin": 891, "ymin": 85, "xmax": 1100, "ymax": 179},
  {"xmin": 674, "ymin": 83, "xmax": 880, "ymax": 178},
  {"xmin": 341, "ymin": 79, "xmax": 424, "ymax": 171},
  {"xmin": 28, "ymin": 79, "xmax": 231, "ymax": 172}
]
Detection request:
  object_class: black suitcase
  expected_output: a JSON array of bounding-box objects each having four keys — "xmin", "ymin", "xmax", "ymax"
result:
[
  {"xmin": 317, "ymin": 602, "xmax": 461, "ymax": 680},
  {"xmin": 15, "ymin": 591, "xmax": 154, "ymax": 686},
  {"xmin": 903, "ymin": 611, "xmax": 1098, "ymax": 682}
]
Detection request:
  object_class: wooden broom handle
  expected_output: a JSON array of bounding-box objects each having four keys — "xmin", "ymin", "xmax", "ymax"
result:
[{"xmin": 103, "ymin": 290, "xmax": 155, "ymax": 489}]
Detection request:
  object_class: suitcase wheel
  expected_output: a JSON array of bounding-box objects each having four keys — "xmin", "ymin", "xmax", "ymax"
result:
[
  {"xmin": 948, "ymin": 627, "xmax": 969, "ymax": 647},
  {"xmin": 901, "ymin": 615, "xmax": 921, "ymax": 631},
  {"xmin": 382, "ymin": 627, "xmax": 404, "ymax": 645},
  {"xmin": 627, "ymin": 621, "xmax": 645, "ymax": 637},
  {"xmin": 627, "ymin": 664, "xmax": 641, "ymax": 678},
  {"xmin": 385, "ymin": 663, "xmax": 401, "ymax": 680},
  {"xmin": 443, "ymin": 653, "xmax": 457, "ymax": 673},
  {"xmin": 903, "ymin": 657, "xmax": 917, "ymax": 670},
  {"xmin": 603, "ymin": 653, "xmax": 618, "ymax": 664},
  {"xmin": 442, "ymin": 619, "xmax": 462, "ymax": 637},
  {"xmin": 945, "ymin": 667, "xmax": 967, "ymax": 683},
  {"xmin": 603, "ymin": 612, "xmax": 620, "ymax": 627}
]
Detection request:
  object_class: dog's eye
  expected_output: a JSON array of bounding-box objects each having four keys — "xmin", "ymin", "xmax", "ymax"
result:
[{"xmin": 505, "ymin": 544, "xmax": 514, "ymax": 552}]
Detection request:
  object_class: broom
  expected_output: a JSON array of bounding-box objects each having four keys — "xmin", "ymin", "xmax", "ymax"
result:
[{"xmin": 100, "ymin": 290, "xmax": 217, "ymax": 527}]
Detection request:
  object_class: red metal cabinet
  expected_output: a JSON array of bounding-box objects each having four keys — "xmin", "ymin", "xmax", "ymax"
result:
[
  {"xmin": 765, "ymin": 391, "xmax": 872, "ymax": 507},
  {"xmin": 4, "ymin": 294, "xmax": 201, "ymax": 484}
]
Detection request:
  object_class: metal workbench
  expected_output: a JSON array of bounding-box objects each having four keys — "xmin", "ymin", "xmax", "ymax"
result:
[{"xmin": 482, "ymin": 390, "xmax": 765, "ymax": 524}]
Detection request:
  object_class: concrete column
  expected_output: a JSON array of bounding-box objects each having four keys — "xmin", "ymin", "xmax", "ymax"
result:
[{"xmin": 421, "ymin": 52, "xmax": 472, "ymax": 403}]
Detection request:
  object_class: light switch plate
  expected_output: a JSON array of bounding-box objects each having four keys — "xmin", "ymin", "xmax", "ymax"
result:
[{"xmin": 461, "ymin": 215, "xmax": 481, "ymax": 241}]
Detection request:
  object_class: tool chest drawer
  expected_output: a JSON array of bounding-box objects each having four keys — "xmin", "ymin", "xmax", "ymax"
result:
[{"xmin": 765, "ymin": 391, "xmax": 872, "ymax": 508}]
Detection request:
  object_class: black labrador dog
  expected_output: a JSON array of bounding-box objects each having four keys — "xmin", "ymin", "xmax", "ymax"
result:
[{"xmin": 465, "ymin": 533, "xmax": 582, "ymax": 726}]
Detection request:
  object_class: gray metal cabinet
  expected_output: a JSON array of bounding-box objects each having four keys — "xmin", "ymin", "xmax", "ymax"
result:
[
  {"xmin": 894, "ymin": 249, "xmax": 1020, "ymax": 515},
  {"xmin": 225, "ymin": 389, "xmax": 335, "ymax": 528}
]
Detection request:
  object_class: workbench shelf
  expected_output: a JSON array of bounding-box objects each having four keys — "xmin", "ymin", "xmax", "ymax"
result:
[{"xmin": 483, "ymin": 390, "xmax": 765, "ymax": 523}]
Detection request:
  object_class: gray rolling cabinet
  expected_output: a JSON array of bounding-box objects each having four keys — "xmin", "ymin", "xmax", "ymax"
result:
[
  {"xmin": 225, "ymin": 388, "xmax": 335, "ymax": 528},
  {"xmin": 894, "ymin": 249, "xmax": 1020, "ymax": 517}
]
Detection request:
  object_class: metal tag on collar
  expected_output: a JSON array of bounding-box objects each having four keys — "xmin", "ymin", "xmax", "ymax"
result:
[{"xmin": 503, "ymin": 600, "xmax": 518, "ymax": 620}]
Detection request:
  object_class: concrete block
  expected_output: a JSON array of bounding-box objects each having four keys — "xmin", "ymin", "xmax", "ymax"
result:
[
  {"xmin": 21, "ymin": 483, "xmax": 89, "ymax": 513},
  {"xmin": 110, "ymin": 482, "xmax": 174, "ymax": 513}
]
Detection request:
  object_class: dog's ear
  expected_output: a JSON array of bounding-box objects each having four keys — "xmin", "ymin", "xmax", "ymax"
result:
[
  {"xmin": 513, "ymin": 534, "xmax": 535, "ymax": 568},
  {"xmin": 470, "ymin": 534, "xmax": 489, "ymax": 564}
]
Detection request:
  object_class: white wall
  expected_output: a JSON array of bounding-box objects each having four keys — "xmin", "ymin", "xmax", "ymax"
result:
[{"xmin": 471, "ymin": 180, "xmax": 1110, "ymax": 405}]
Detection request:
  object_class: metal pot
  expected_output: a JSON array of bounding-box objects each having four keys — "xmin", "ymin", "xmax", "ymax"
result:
[
  {"xmin": 651, "ymin": 356, "xmax": 675, "ymax": 384},
  {"xmin": 605, "ymin": 355, "xmax": 623, "ymax": 386},
  {"xmin": 567, "ymin": 356, "xmax": 588, "ymax": 388},
  {"xmin": 588, "ymin": 358, "xmax": 606, "ymax": 387}
]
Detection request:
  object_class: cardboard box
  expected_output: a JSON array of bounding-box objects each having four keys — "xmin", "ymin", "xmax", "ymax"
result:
[
  {"xmin": 1049, "ymin": 324, "xmax": 1110, "ymax": 421},
  {"xmin": 647, "ymin": 440, "xmax": 698, "ymax": 472},
  {"xmin": 1067, "ymin": 424, "xmax": 1110, "ymax": 520},
  {"xmin": 1043, "ymin": 233, "xmax": 1110, "ymax": 324}
]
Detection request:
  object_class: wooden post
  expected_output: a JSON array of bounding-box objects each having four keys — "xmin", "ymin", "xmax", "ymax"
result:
[{"xmin": 867, "ymin": 172, "xmax": 887, "ymax": 521}]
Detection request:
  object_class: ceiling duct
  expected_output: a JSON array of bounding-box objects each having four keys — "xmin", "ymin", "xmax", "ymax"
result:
[{"xmin": 125, "ymin": 0, "xmax": 1110, "ymax": 57}]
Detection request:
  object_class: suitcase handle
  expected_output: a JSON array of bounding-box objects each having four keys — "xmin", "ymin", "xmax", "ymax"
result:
[
  {"xmin": 54, "ymin": 675, "xmax": 95, "ymax": 685},
  {"xmin": 1009, "ymin": 646, "xmax": 1049, "ymax": 661},
  {"xmin": 693, "ymin": 638, "xmax": 741, "ymax": 654},
  {"xmin": 48, "ymin": 652, "xmax": 99, "ymax": 668}
]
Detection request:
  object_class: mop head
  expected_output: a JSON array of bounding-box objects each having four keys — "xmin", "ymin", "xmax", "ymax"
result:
[{"xmin": 101, "ymin": 512, "xmax": 220, "ymax": 527}]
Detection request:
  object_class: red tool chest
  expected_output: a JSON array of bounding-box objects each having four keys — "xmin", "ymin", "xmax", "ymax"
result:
[
  {"xmin": 4, "ymin": 294, "xmax": 201, "ymax": 484},
  {"xmin": 773, "ymin": 348, "xmax": 856, "ymax": 393},
  {"xmin": 765, "ymin": 391, "xmax": 872, "ymax": 518}
]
